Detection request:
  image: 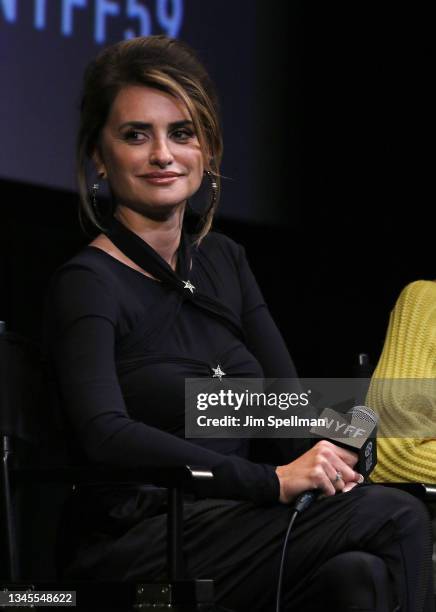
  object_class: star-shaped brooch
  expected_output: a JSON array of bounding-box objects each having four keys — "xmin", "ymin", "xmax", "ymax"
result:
[
  {"xmin": 212, "ymin": 364, "xmax": 226, "ymax": 381},
  {"xmin": 182, "ymin": 280, "xmax": 196, "ymax": 294}
]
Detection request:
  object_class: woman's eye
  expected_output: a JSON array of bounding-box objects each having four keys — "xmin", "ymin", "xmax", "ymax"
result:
[
  {"xmin": 124, "ymin": 130, "xmax": 146, "ymax": 142},
  {"xmin": 172, "ymin": 129, "xmax": 194, "ymax": 142}
]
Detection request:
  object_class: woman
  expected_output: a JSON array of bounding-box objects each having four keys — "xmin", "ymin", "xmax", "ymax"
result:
[
  {"xmin": 367, "ymin": 279, "xmax": 436, "ymax": 482},
  {"xmin": 46, "ymin": 35, "xmax": 434, "ymax": 611}
]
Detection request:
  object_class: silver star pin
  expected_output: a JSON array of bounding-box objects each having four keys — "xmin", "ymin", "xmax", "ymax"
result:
[
  {"xmin": 212, "ymin": 365, "xmax": 226, "ymax": 381},
  {"xmin": 182, "ymin": 280, "xmax": 196, "ymax": 294}
]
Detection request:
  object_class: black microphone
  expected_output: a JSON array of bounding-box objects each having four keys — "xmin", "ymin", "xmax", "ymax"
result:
[{"xmin": 294, "ymin": 405, "xmax": 378, "ymax": 513}]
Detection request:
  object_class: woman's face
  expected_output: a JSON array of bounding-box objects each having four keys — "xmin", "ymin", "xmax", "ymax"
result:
[{"xmin": 93, "ymin": 85, "xmax": 204, "ymax": 218}]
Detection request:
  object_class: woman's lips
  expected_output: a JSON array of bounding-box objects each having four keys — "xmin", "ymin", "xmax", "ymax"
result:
[{"xmin": 142, "ymin": 173, "xmax": 182, "ymax": 185}]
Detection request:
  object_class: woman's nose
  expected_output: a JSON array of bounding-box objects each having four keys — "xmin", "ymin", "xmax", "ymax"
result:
[{"xmin": 149, "ymin": 137, "xmax": 174, "ymax": 167}]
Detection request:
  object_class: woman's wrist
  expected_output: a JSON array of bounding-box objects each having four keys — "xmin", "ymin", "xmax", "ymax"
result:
[{"xmin": 275, "ymin": 465, "xmax": 287, "ymax": 503}]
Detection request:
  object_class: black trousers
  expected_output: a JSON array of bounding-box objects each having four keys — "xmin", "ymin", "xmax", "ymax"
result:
[{"xmin": 61, "ymin": 484, "xmax": 434, "ymax": 612}]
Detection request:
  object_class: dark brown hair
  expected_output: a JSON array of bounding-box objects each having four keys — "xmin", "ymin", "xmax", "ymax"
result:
[{"xmin": 77, "ymin": 35, "xmax": 223, "ymax": 242}]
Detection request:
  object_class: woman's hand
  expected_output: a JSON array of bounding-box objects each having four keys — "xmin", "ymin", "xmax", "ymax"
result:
[{"xmin": 275, "ymin": 440, "xmax": 364, "ymax": 504}]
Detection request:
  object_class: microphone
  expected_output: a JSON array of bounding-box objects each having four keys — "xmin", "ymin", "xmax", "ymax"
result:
[{"xmin": 294, "ymin": 405, "xmax": 378, "ymax": 513}]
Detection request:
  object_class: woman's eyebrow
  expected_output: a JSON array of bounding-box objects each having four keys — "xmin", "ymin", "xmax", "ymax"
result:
[{"xmin": 118, "ymin": 120, "xmax": 194, "ymax": 130}]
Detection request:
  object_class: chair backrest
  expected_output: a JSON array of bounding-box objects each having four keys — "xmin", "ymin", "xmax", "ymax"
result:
[
  {"xmin": 0, "ymin": 330, "xmax": 69, "ymax": 467},
  {"xmin": 354, "ymin": 352, "xmax": 375, "ymax": 378},
  {"xmin": 0, "ymin": 328, "xmax": 71, "ymax": 581}
]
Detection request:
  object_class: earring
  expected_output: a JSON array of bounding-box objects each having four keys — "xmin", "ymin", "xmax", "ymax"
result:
[
  {"xmin": 91, "ymin": 171, "xmax": 107, "ymax": 213},
  {"xmin": 91, "ymin": 182, "xmax": 100, "ymax": 213},
  {"xmin": 204, "ymin": 170, "xmax": 218, "ymax": 210}
]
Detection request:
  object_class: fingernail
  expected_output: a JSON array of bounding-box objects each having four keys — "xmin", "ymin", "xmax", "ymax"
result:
[{"xmin": 357, "ymin": 474, "xmax": 364, "ymax": 484}]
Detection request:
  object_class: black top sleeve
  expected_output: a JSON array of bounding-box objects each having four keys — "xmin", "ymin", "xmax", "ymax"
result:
[{"xmin": 47, "ymin": 262, "xmax": 281, "ymax": 505}]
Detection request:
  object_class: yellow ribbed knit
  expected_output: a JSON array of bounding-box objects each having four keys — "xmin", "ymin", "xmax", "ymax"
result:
[{"xmin": 366, "ymin": 280, "xmax": 436, "ymax": 483}]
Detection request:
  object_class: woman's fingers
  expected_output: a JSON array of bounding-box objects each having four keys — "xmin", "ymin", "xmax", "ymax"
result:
[
  {"xmin": 309, "ymin": 465, "xmax": 337, "ymax": 497},
  {"xmin": 312, "ymin": 442, "xmax": 359, "ymax": 485},
  {"xmin": 330, "ymin": 444, "xmax": 359, "ymax": 468},
  {"xmin": 275, "ymin": 441, "xmax": 364, "ymax": 504},
  {"xmin": 342, "ymin": 481, "xmax": 358, "ymax": 493},
  {"xmin": 323, "ymin": 462, "xmax": 346, "ymax": 492},
  {"xmin": 331, "ymin": 457, "xmax": 361, "ymax": 484}
]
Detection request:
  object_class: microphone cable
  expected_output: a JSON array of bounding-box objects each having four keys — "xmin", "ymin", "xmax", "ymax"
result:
[
  {"xmin": 275, "ymin": 490, "xmax": 322, "ymax": 612},
  {"xmin": 274, "ymin": 403, "xmax": 377, "ymax": 610},
  {"xmin": 275, "ymin": 508, "xmax": 298, "ymax": 612},
  {"xmin": 276, "ymin": 510, "xmax": 298, "ymax": 612}
]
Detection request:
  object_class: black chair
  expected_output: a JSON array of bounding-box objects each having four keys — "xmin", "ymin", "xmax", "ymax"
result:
[{"xmin": 0, "ymin": 328, "xmax": 228, "ymax": 611}]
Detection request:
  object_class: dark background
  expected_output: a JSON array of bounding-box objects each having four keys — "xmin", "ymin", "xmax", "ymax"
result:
[{"xmin": 1, "ymin": 1, "xmax": 434, "ymax": 377}]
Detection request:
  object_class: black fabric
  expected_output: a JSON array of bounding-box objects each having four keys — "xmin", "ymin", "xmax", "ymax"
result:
[
  {"xmin": 105, "ymin": 216, "xmax": 245, "ymax": 342},
  {"xmin": 44, "ymin": 220, "xmax": 302, "ymax": 508},
  {"xmin": 58, "ymin": 485, "xmax": 433, "ymax": 611},
  {"xmin": 44, "ymin": 218, "xmax": 434, "ymax": 611}
]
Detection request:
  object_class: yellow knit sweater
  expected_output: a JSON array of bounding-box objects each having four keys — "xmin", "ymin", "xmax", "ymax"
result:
[{"xmin": 367, "ymin": 280, "xmax": 436, "ymax": 483}]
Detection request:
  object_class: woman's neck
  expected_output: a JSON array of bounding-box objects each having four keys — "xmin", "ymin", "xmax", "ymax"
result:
[{"xmin": 114, "ymin": 204, "xmax": 185, "ymax": 271}]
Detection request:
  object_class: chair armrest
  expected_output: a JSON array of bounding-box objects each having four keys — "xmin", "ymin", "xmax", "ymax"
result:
[
  {"xmin": 10, "ymin": 464, "xmax": 214, "ymax": 489},
  {"xmin": 9, "ymin": 464, "xmax": 214, "ymax": 582},
  {"xmin": 376, "ymin": 482, "xmax": 436, "ymax": 501}
]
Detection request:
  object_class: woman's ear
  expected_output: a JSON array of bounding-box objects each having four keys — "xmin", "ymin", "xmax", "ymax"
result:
[
  {"xmin": 92, "ymin": 148, "xmax": 107, "ymax": 179},
  {"xmin": 203, "ymin": 154, "xmax": 213, "ymax": 172}
]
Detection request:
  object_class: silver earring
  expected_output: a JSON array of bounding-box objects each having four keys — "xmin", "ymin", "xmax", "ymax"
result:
[
  {"xmin": 91, "ymin": 182, "xmax": 100, "ymax": 212},
  {"xmin": 205, "ymin": 171, "xmax": 218, "ymax": 210}
]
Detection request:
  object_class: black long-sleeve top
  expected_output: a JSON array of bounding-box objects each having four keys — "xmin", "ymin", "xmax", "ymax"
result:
[{"xmin": 45, "ymin": 219, "xmax": 303, "ymax": 507}]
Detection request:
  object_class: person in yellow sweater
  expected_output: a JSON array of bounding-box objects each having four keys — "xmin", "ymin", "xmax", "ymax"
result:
[{"xmin": 366, "ymin": 280, "xmax": 436, "ymax": 482}]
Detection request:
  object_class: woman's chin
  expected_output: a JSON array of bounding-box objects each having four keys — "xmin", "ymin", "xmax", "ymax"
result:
[{"xmin": 118, "ymin": 199, "xmax": 187, "ymax": 222}]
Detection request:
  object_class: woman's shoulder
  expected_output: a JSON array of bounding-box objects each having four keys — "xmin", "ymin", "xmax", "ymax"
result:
[
  {"xmin": 51, "ymin": 244, "xmax": 118, "ymax": 286},
  {"xmin": 47, "ymin": 244, "xmax": 128, "ymax": 317},
  {"xmin": 371, "ymin": 279, "xmax": 436, "ymax": 379},
  {"xmin": 384, "ymin": 280, "xmax": 436, "ymax": 355},
  {"xmin": 394, "ymin": 280, "xmax": 436, "ymax": 313},
  {"xmin": 45, "ymin": 247, "xmax": 120, "ymax": 328}
]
